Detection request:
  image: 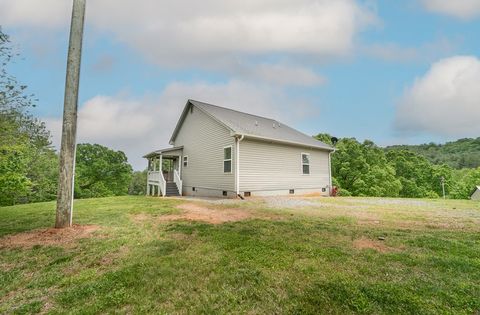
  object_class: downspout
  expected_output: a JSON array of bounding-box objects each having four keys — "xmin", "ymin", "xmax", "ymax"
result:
[
  {"xmin": 236, "ymin": 134, "xmax": 245, "ymax": 199},
  {"xmin": 328, "ymin": 149, "xmax": 335, "ymax": 196}
]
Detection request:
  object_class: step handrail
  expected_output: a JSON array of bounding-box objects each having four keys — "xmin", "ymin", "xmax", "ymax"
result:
[
  {"xmin": 173, "ymin": 169, "xmax": 182, "ymax": 196},
  {"xmin": 159, "ymin": 171, "xmax": 166, "ymax": 197}
]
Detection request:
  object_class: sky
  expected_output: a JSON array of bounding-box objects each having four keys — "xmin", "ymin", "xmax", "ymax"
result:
[{"xmin": 1, "ymin": 0, "xmax": 480, "ymax": 170}]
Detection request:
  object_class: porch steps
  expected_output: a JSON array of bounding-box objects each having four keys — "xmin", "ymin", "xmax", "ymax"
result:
[{"xmin": 165, "ymin": 182, "xmax": 180, "ymax": 197}]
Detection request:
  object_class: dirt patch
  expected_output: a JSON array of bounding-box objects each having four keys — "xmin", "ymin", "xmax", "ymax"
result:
[
  {"xmin": 297, "ymin": 192, "xmax": 325, "ymax": 198},
  {"xmin": 134, "ymin": 203, "xmax": 253, "ymax": 225},
  {"xmin": 0, "ymin": 225, "xmax": 99, "ymax": 249},
  {"xmin": 353, "ymin": 237, "xmax": 394, "ymax": 253}
]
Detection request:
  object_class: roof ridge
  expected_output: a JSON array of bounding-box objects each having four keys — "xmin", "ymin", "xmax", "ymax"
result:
[{"xmin": 189, "ymin": 99, "xmax": 280, "ymax": 123}]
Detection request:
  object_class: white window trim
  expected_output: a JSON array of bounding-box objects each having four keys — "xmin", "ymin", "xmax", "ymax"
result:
[
  {"xmin": 183, "ymin": 155, "xmax": 188, "ymax": 168},
  {"xmin": 301, "ymin": 152, "xmax": 310, "ymax": 175},
  {"xmin": 223, "ymin": 145, "xmax": 233, "ymax": 174}
]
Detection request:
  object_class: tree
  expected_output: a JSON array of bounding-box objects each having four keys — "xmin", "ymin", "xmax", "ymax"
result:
[
  {"xmin": 74, "ymin": 144, "xmax": 133, "ymax": 198},
  {"xmin": 325, "ymin": 137, "xmax": 401, "ymax": 197},
  {"xmin": 0, "ymin": 118, "xmax": 31, "ymax": 205},
  {"xmin": 450, "ymin": 167, "xmax": 480, "ymax": 199},
  {"xmin": 385, "ymin": 150, "xmax": 452, "ymax": 198},
  {"xmin": 129, "ymin": 170, "xmax": 147, "ymax": 195},
  {"xmin": 314, "ymin": 133, "xmax": 334, "ymax": 146},
  {"xmin": 0, "ymin": 28, "xmax": 58, "ymax": 206}
]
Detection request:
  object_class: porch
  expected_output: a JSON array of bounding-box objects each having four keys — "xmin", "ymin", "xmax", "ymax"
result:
[{"xmin": 144, "ymin": 146, "xmax": 183, "ymax": 197}]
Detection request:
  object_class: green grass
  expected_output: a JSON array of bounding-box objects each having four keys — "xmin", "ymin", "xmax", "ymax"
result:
[{"xmin": 1, "ymin": 196, "xmax": 480, "ymax": 314}]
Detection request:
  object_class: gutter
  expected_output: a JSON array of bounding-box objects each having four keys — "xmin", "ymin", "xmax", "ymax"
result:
[
  {"xmin": 328, "ymin": 148, "xmax": 336, "ymax": 196},
  {"xmin": 235, "ymin": 134, "xmax": 245, "ymax": 198},
  {"xmin": 232, "ymin": 132, "xmax": 334, "ymax": 152}
]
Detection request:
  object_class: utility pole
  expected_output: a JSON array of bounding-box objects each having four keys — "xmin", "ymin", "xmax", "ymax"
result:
[{"xmin": 55, "ymin": 0, "xmax": 86, "ymax": 228}]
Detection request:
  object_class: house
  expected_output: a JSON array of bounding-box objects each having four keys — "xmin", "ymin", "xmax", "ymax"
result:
[
  {"xmin": 143, "ymin": 100, "xmax": 334, "ymax": 198},
  {"xmin": 471, "ymin": 186, "xmax": 480, "ymax": 200}
]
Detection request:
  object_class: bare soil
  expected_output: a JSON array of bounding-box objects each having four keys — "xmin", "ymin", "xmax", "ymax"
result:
[
  {"xmin": 353, "ymin": 237, "xmax": 395, "ymax": 253},
  {"xmin": 0, "ymin": 225, "xmax": 99, "ymax": 249},
  {"xmin": 134, "ymin": 203, "xmax": 253, "ymax": 225}
]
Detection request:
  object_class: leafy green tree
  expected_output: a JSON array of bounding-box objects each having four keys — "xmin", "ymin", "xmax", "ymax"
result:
[
  {"xmin": 129, "ymin": 170, "xmax": 147, "ymax": 195},
  {"xmin": 326, "ymin": 137, "xmax": 401, "ymax": 197},
  {"xmin": 385, "ymin": 150, "xmax": 452, "ymax": 198},
  {"xmin": 0, "ymin": 118, "xmax": 31, "ymax": 205},
  {"xmin": 314, "ymin": 133, "xmax": 334, "ymax": 146},
  {"xmin": 75, "ymin": 144, "xmax": 133, "ymax": 198},
  {"xmin": 26, "ymin": 149, "xmax": 58, "ymax": 203},
  {"xmin": 386, "ymin": 137, "xmax": 480, "ymax": 169},
  {"xmin": 0, "ymin": 28, "xmax": 58, "ymax": 205},
  {"xmin": 450, "ymin": 168, "xmax": 480, "ymax": 199}
]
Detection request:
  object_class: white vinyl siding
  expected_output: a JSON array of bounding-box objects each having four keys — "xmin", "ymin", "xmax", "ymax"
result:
[
  {"xmin": 239, "ymin": 138, "xmax": 329, "ymax": 191},
  {"xmin": 472, "ymin": 189, "xmax": 480, "ymax": 200},
  {"xmin": 173, "ymin": 105, "xmax": 235, "ymax": 191}
]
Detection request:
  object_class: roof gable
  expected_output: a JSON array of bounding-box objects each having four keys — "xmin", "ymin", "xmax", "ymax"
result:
[
  {"xmin": 170, "ymin": 99, "xmax": 333, "ymax": 151},
  {"xmin": 169, "ymin": 100, "xmax": 234, "ymax": 145}
]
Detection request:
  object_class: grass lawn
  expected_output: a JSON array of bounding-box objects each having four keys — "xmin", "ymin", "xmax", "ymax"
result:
[{"xmin": 1, "ymin": 196, "xmax": 479, "ymax": 314}]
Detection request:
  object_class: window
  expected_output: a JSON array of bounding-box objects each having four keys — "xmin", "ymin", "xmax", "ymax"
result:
[
  {"xmin": 244, "ymin": 192, "xmax": 251, "ymax": 197},
  {"xmin": 183, "ymin": 156, "xmax": 188, "ymax": 167},
  {"xmin": 223, "ymin": 146, "xmax": 232, "ymax": 173},
  {"xmin": 289, "ymin": 189, "xmax": 295, "ymax": 194},
  {"xmin": 302, "ymin": 153, "xmax": 310, "ymax": 175},
  {"xmin": 222, "ymin": 190, "xmax": 228, "ymax": 196}
]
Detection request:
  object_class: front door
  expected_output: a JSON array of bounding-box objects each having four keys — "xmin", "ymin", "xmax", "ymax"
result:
[{"xmin": 162, "ymin": 158, "xmax": 175, "ymax": 182}]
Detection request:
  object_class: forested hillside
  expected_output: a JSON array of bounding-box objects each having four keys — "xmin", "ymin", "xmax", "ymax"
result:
[
  {"xmin": 386, "ymin": 138, "xmax": 480, "ymax": 169},
  {"xmin": 316, "ymin": 134, "xmax": 480, "ymax": 199}
]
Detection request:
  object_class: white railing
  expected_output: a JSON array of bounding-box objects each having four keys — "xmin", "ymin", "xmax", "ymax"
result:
[
  {"xmin": 147, "ymin": 171, "xmax": 160, "ymax": 182},
  {"xmin": 174, "ymin": 169, "xmax": 183, "ymax": 196},
  {"xmin": 160, "ymin": 172, "xmax": 166, "ymax": 197},
  {"xmin": 147, "ymin": 171, "xmax": 166, "ymax": 197}
]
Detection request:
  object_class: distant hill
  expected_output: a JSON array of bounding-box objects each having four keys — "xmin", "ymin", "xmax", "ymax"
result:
[{"xmin": 386, "ymin": 138, "xmax": 480, "ymax": 169}]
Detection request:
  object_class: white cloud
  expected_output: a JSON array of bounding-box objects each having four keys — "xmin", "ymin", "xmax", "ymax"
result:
[
  {"xmin": 421, "ymin": 0, "xmax": 480, "ymax": 19},
  {"xmin": 0, "ymin": 0, "xmax": 377, "ymax": 68},
  {"xmin": 45, "ymin": 80, "xmax": 317, "ymax": 170},
  {"xmin": 395, "ymin": 56, "xmax": 480, "ymax": 137},
  {"xmin": 0, "ymin": 0, "xmax": 71, "ymax": 28}
]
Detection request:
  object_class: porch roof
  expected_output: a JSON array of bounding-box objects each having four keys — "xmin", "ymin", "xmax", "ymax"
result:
[{"xmin": 143, "ymin": 146, "xmax": 183, "ymax": 158}]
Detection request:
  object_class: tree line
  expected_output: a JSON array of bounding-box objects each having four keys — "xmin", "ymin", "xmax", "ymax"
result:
[
  {"xmin": 316, "ymin": 134, "xmax": 480, "ymax": 199},
  {"xmin": 387, "ymin": 138, "xmax": 480, "ymax": 169}
]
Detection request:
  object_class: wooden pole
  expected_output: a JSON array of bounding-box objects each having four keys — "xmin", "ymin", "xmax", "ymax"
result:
[{"xmin": 55, "ymin": 0, "xmax": 86, "ymax": 228}]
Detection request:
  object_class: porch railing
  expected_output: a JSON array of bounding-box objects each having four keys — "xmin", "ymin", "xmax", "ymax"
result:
[
  {"xmin": 147, "ymin": 171, "xmax": 160, "ymax": 183},
  {"xmin": 147, "ymin": 171, "xmax": 166, "ymax": 197},
  {"xmin": 160, "ymin": 172, "xmax": 166, "ymax": 197},
  {"xmin": 174, "ymin": 169, "xmax": 182, "ymax": 196}
]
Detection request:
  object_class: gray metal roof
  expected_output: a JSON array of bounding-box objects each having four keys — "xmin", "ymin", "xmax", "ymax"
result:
[
  {"xmin": 171, "ymin": 100, "xmax": 333, "ymax": 151},
  {"xmin": 143, "ymin": 146, "xmax": 183, "ymax": 158}
]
